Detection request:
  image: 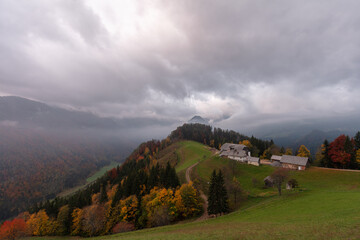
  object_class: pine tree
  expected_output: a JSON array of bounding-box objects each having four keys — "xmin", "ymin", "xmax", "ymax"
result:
[
  {"xmin": 321, "ymin": 139, "xmax": 332, "ymax": 168},
  {"xmin": 280, "ymin": 146, "xmax": 285, "ymax": 155},
  {"xmin": 100, "ymin": 184, "xmax": 108, "ymax": 204},
  {"xmin": 344, "ymin": 136, "xmax": 356, "ymax": 169},
  {"xmin": 354, "ymin": 131, "xmax": 360, "ymax": 150},
  {"xmin": 207, "ymin": 170, "xmax": 229, "ymax": 215},
  {"xmin": 207, "ymin": 170, "xmax": 217, "ymax": 215},
  {"xmin": 217, "ymin": 170, "xmax": 229, "ymax": 214}
]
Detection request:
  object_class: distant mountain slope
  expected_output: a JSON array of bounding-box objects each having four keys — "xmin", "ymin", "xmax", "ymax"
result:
[
  {"xmin": 266, "ymin": 129, "xmax": 343, "ymax": 155},
  {"xmin": 0, "ymin": 96, "xmax": 137, "ymax": 220},
  {"xmin": 0, "ymin": 96, "xmax": 119, "ymax": 130}
]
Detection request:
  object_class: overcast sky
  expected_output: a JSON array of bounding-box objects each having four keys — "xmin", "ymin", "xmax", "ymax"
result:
[{"xmin": 1, "ymin": 0, "xmax": 360, "ymax": 133}]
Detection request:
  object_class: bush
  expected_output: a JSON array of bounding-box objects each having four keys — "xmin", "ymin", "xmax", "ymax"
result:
[
  {"xmin": 252, "ymin": 178, "xmax": 260, "ymax": 187},
  {"xmin": 150, "ymin": 206, "xmax": 171, "ymax": 227},
  {"xmin": 112, "ymin": 222, "xmax": 135, "ymax": 234},
  {"xmin": 287, "ymin": 179, "xmax": 298, "ymax": 189}
]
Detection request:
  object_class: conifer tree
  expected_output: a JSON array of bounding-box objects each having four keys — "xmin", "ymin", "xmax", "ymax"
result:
[
  {"xmin": 100, "ymin": 184, "xmax": 108, "ymax": 204},
  {"xmin": 207, "ymin": 170, "xmax": 229, "ymax": 215},
  {"xmin": 354, "ymin": 131, "xmax": 360, "ymax": 150},
  {"xmin": 207, "ymin": 170, "xmax": 217, "ymax": 215},
  {"xmin": 320, "ymin": 139, "xmax": 331, "ymax": 167},
  {"xmin": 217, "ymin": 170, "xmax": 229, "ymax": 214}
]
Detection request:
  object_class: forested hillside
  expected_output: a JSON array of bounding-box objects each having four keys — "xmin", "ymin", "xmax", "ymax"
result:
[
  {"xmin": 0, "ymin": 127, "xmax": 131, "ymax": 221},
  {"xmin": 0, "ymin": 123, "xmax": 274, "ymax": 238}
]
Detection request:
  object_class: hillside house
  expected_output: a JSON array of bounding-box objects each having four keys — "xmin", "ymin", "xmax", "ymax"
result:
[
  {"xmin": 219, "ymin": 143, "xmax": 250, "ymax": 162},
  {"xmin": 270, "ymin": 154, "xmax": 308, "ymax": 170},
  {"xmin": 219, "ymin": 143, "xmax": 260, "ymax": 166}
]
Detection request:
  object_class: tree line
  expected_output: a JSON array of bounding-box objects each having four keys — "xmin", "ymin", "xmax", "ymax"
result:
[{"xmin": 318, "ymin": 132, "xmax": 360, "ymax": 169}]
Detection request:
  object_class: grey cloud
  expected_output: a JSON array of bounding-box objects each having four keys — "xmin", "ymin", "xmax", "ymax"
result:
[{"xmin": 1, "ymin": 0, "xmax": 360, "ymax": 132}]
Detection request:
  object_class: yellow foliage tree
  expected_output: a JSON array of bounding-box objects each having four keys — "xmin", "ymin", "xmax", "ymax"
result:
[
  {"xmin": 285, "ymin": 148, "xmax": 293, "ymax": 155},
  {"xmin": 141, "ymin": 187, "xmax": 177, "ymax": 227},
  {"xmin": 105, "ymin": 195, "xmax": 138, "ymax": 233},
  {"xmin": 26, "ymin": 210, "xmax": 54, "ymax": 236},
  {"xmin": 297, "ymin": 145, "xmax": 311, "ymax": 158},
  {"xmin": 107, "ymin": 184, "xmax": 118, "ymax": 201},
  {"xmin": 356, "ymin": 149, "xmax": 360, "ymax": 164},
  {"xmin": 174, "ymin": 181, "xmax": 202, "ymax": 218},
  {"xmin": 144, "ymin": 147, "xmax": 150, "ymax": 156},
  {"xmin": 70, "ymin": 208, "xmax": 83, "ymax": 236},
  {"xmin": 91, "ymin": 193, "xmax": 100, "ymax": 205},
  {"xmin": 240, "ymin": 140, "xmax": 252, "ymax": 148}
]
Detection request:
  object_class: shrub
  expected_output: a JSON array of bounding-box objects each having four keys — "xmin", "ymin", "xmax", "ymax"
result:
[{"xmin": 112, "ymin": 222, "xmax": 135, "ymax": 234}]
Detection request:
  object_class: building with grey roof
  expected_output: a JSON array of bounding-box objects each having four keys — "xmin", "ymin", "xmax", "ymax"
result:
[
  {"xmin": 219, "ymin": 143, "xmax": 260, "ymax": 166},
  {"xmin": 247, "ymin": 156, "xmax": 260, "ymax": 166},
  {"xmin": 270, "ymin": 154, "xmax": 309, "ymax": 170},
  {"xmin": 219, "ymin": 143, "xmax": 249, "ymax": 162},
  {"xmin": 280, "ymin": 155, "xmax": 308, "ymax": 170},
  {"xmin": 271, "ymin": 155, "xmax": 282, "ymax": 162}
]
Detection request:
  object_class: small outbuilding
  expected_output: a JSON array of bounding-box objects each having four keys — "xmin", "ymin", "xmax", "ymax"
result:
[
  {"xmin": 264, "ymin": 176, "xmax": 274, "ymax": 187},
  {"xmin": 271, "ymin": 155, "xmax": 282, "ymax": 162},
  {"xmin": 247, "ymin": 156, "xmax": 260, "ymax": 166}
]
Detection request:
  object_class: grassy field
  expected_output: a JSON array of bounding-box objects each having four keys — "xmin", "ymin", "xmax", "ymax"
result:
[
  {"xmin": 86, "ymin": 161, "xmax": 121, "ymax": 183},
  {"xmin": 175, "ymin": 141, "xmax": 212, "ymax": 172},
  {"xmin": 28, "ymin": 141, "xmax": 360, "ymax": 240},
  {"xmin": 57, "ymin": 161, "xmax": 122, "ymax": 197}
]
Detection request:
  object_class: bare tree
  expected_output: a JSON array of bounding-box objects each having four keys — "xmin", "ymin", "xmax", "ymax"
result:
[
  {"xmin": 227, "ymin": 177, "xmax": 242, "ymax": 207},
  {"xmin": 271, "ymin": 168, "xmax": 289, "ymax": 196}
]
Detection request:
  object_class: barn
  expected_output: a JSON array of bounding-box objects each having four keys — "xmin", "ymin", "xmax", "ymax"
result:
[{"xmin": 280, "ymin": 155, "xmax": 308, "ymax": 170}]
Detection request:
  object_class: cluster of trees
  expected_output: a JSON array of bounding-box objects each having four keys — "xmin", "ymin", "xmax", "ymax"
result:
[
  {"xmin": 207, "ymin": 170, "xmax": 229, "ymax": 215},
  {"xmin": 318, "ymin": 132, "xmax": 360, "ymax": 169},
  {"xmin": 260, "ymin": 144, "xmax": 311, "ymax": 160},
  {"xmin": 1, "ymin": 136, "xmax": 203, "ymax": 238},
  {"xmin": 0, "ymin": 182, "xmax": 202, "ymax": 239},
  {"xmin": 170, "ymin": 124, "xmax": 273, "ymax": 157}
]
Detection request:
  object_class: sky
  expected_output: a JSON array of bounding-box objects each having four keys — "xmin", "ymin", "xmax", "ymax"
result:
[{"xmin": 1, "ymin": 0, "xmax": 360, "ymax": 134}]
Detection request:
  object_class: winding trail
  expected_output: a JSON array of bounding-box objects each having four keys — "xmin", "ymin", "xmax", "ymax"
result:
[{"xmin": 186, "ymin": 162, "xmax": 209, "ymax": 221}]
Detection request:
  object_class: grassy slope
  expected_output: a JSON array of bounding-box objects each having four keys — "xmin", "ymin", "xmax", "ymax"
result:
[
  {"xmin": 29, "ymin": 141, "xmax": 360, "ymax": 240},
  {"xmin": 86, "ymin": 161, "xmax": 120, "ymax": 183},
  {"xmin": 57, "ymin": 161, "xmax": 121, "ymax": 198}
]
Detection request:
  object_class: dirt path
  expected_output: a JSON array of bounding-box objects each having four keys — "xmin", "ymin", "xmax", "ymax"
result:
[{"xmin": 186, "ymin": 162, "xmax": 209, "ymax": 221}]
